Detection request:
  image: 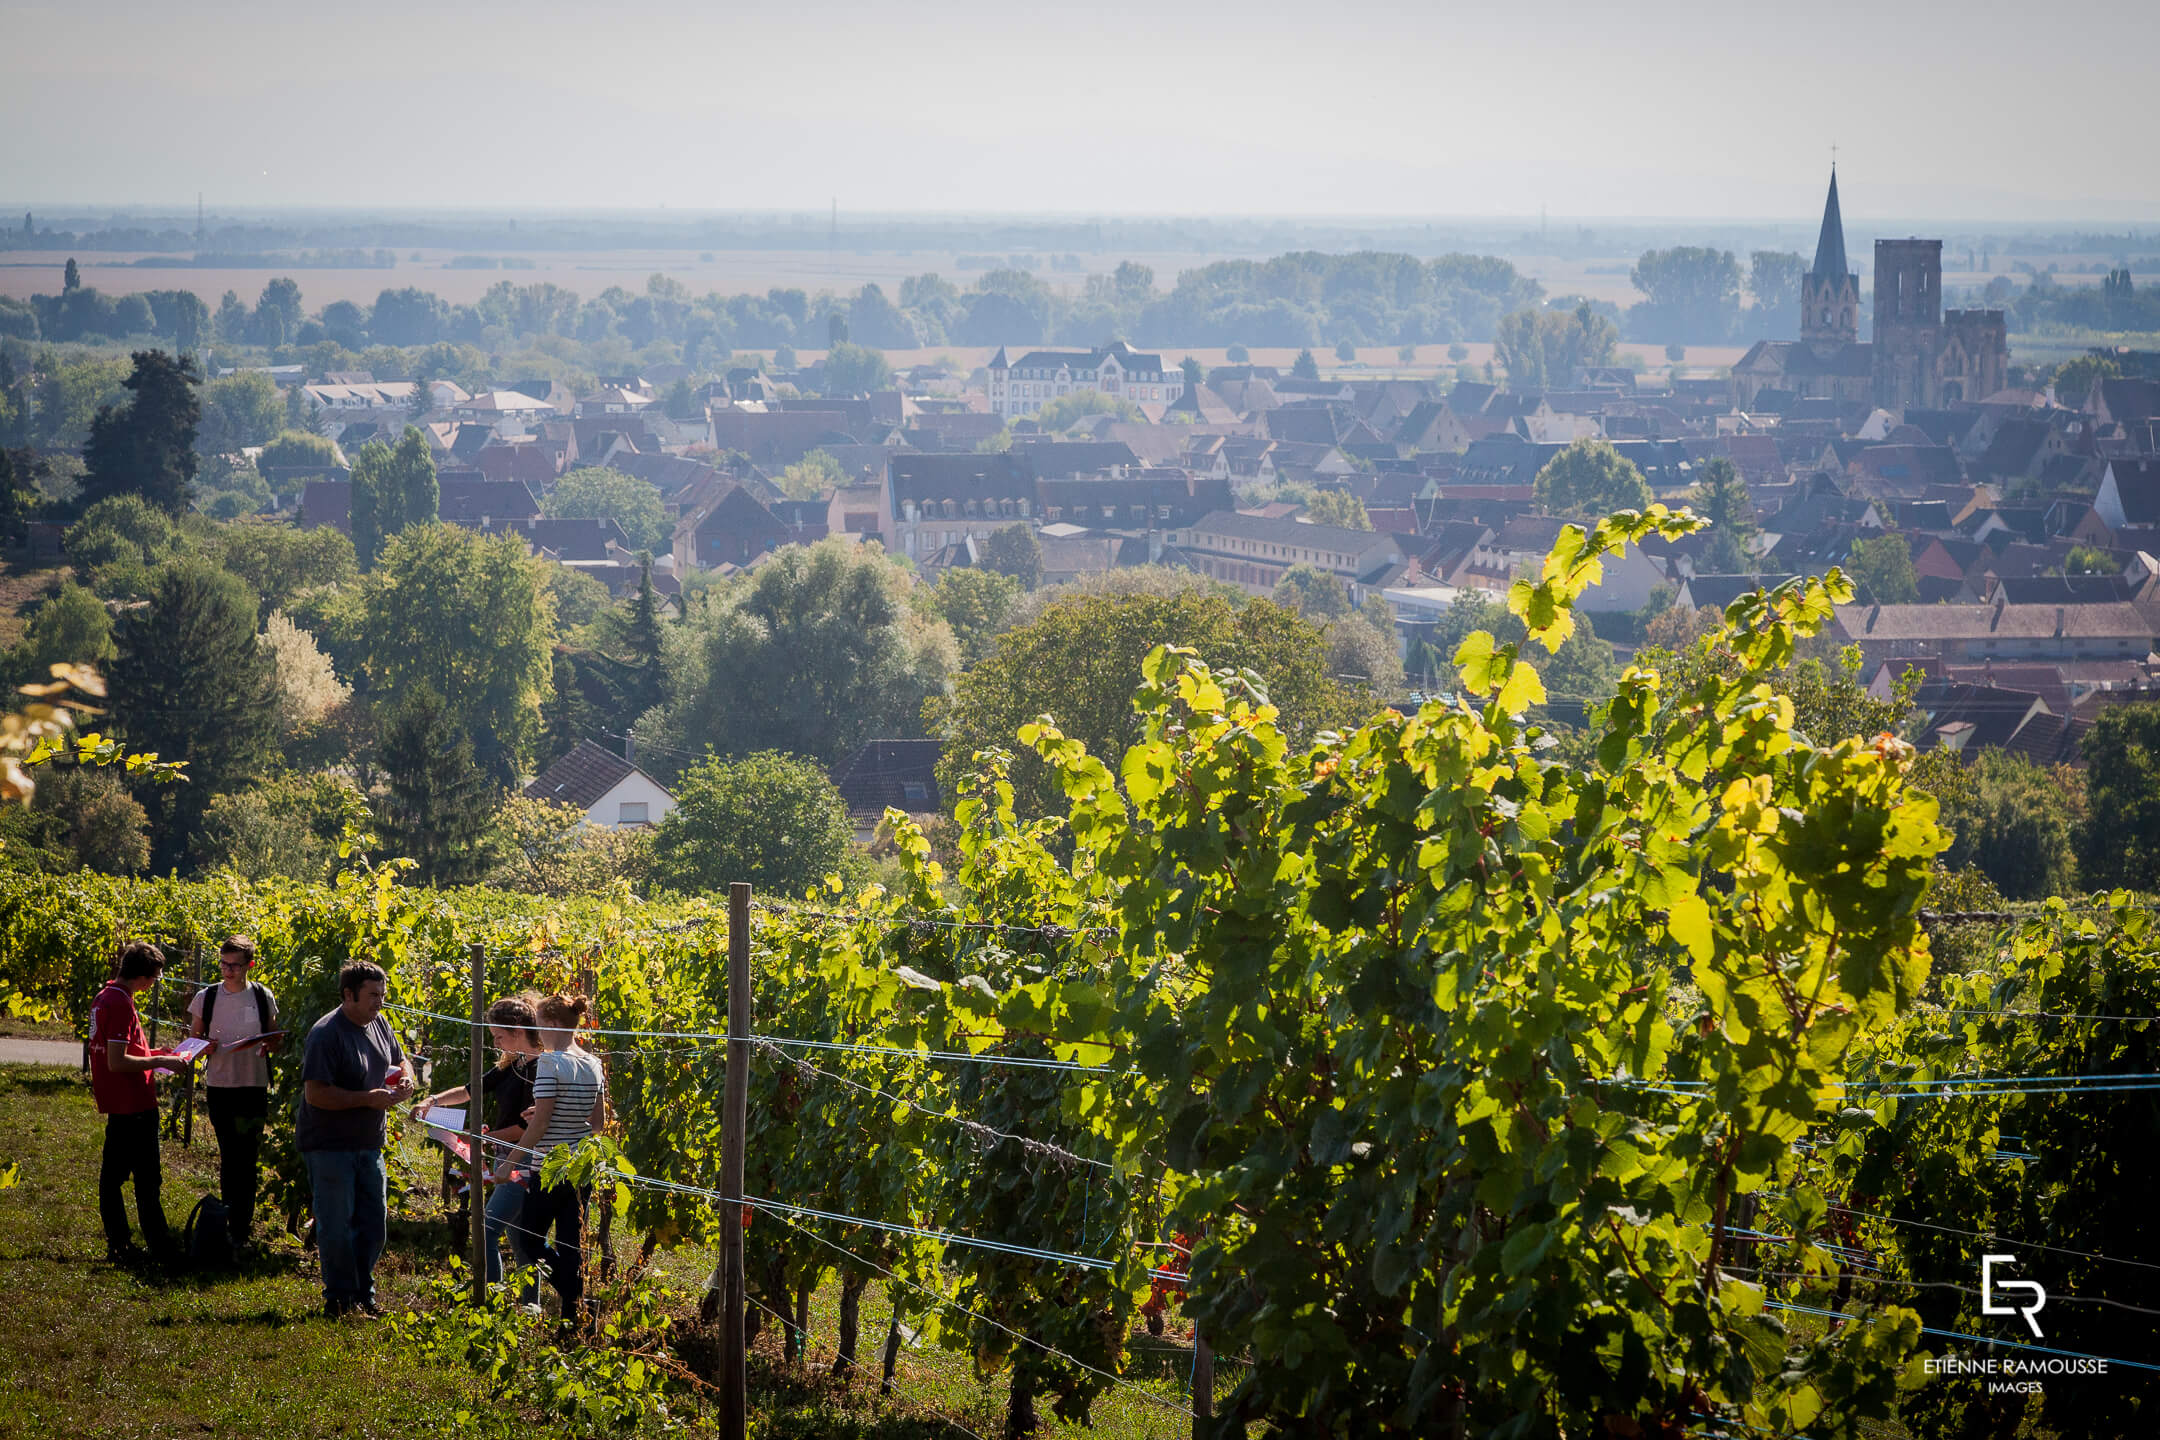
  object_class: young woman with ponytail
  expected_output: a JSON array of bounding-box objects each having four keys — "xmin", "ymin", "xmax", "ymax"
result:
[
  {"xmin": 499, "ymin": 992, "xmax": 605, "ymax": 1321},
  {"xmin": 417, "ymin": 993, "xmax": 544, "ymax": 1287}
]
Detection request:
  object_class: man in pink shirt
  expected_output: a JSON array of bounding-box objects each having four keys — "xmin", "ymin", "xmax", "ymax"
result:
[{"xmin": 90, "ymin": 942, "xmax": 186, "ymax": 1265}]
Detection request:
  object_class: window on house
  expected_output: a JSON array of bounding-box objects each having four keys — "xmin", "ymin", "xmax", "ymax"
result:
[
  {"xmin": 618, "ymin": 801, "xmax": 649, "ymax": 825},
  {"xmin": 901, "ymin": 782, "xmax": 929, "ymax": 803}
]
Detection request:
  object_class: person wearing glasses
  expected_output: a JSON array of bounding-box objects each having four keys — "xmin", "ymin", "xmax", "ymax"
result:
[{"xmin": 185, "ymin": 936, "xmax": 283, "ymax": 1253}]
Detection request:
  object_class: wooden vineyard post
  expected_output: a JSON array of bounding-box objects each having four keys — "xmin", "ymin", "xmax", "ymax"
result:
[
  {"xmin": 718, "ymin": 882, "xmax": 752, "ymax": 1440},
  {"xmin": 1192, "ymin": 1330, "xmax": 1214, "ymax": 1439},
  {"xmin": 182, "ymin": 944, "xmax": 199, "ymax": 1148},
  {"xmin": 579, "ymin": 959, "xmax": 615, "ymax": 1283},
  {"xmin": 467, "ymin": 942, "xmax": 487, "ymax": 1307}
]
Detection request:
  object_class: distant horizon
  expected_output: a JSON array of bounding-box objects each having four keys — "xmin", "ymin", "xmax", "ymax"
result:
[{"xmin": 8, "ymin": 203, "xmax": 2160, "ymax": 233}]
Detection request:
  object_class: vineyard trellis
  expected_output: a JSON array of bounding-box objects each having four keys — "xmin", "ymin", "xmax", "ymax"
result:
[{"xmin": 6, "ymin": 510, "xmax": 2160, "ymax": 1437}]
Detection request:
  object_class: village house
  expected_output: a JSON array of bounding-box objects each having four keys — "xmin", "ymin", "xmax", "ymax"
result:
[
  {"xmin": 887, "ymin": 453, "xmax": 1036, "ymax": 561},
  {"xmin": 522, "ymin": 740, "xmax": 676, "ymax": 829}
]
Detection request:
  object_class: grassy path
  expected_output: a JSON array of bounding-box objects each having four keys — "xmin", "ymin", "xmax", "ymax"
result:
[
  {"xmin": 0, "ymin": 1065, "xmax": 1215, "ymax": 1440},
  {"xmin": 0, "ymin": 1065, "xmax": 484, "ymax": 1440}
]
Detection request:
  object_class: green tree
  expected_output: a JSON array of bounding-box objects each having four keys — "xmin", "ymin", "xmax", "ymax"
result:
[
  {"xmin": 1291, "ymin": 348, "xmax": 1319, "ymax": 380},
  {"xmin": 822, "ymin": 341, "xmax": 892, "ymax": 396},
  {"xmin": 776, "ymin": 449, "xmax": 847, "ymax": 501},
  {"xmin": 62, "ymin": 492, "xmax": 183, "ymax": 597},
  {"xmin": 1532, "ymin": 610, "xmax": 1619, "ymax": 702},
  {"xmin": 190, "ymin": 773, "xmax": 353, "ymax": 881},
  {"xmin": 1747, "ymin": 250, "xmax": 1805, "ymax": 326},
  {"xmin": 664, "ymin": 377, "xmax": 701, "ymax": 419},
  {"xmin": 2050, "ymin": 353, "xmax": 2121, "ymax": 408},
  {"xmin": 1179, "ymin": 356, "xmax": 1203, "ymax": 388},
  {"xmin": 3, "ymin": 580, "xmax": 114, "ymax": 687},
  {"xmin": 1031, "ymin": 389, "xmax": 1140, "ymax": 433},
  {"xmin": 1533, "ymin": 438, "xmax": 1651, "ymax": 517},
  {"xmin": 351, "ymin": 524, "xmax": 556, "ymax": 782},
  {"xmin": 938, "ymin": 588, "xmax": 1352, "ymax": 818},
  {"xmin": 82, "ymin": 350, "xmax": 201, "ymax": 515},
  {"xmin": 0, "ymin": 446, "xmax": 28, "ymax": 543},
  {"xmin": 256, "ymin": 429, "xmax": 339, "ymax": 475},
  {"xmin": 1629, "ymin": 246, "xmax": 1744, "ymax": 342},
  {"xmin": 348, "ymin": 438, "xmax": 387, "ymax": 570},
  {"xmin": 1303, "ymin": 490, "xmax": 1372, "ymax": 530},
  {"xmin": 0, "ymin": 766, "xmax": 149, "ymax": 876},
  {"xmin": 218, "ymin": 520, "xmax": 358, "ymax": 616},
  {"xmin": 1334, "ymin": 339, "xmax": 1357, "ymax": 362},
  {"xmin": 376, "ymin": 685, "xmax": 501, "ymax": 886},
  {"xmin": 645, "ymin": 537, "xmax": 954, "ymax": 769},
  {"xmin": 108, "ymin": 555, "xmax": 280, "ymax": 871},
  {"xmin": 1493, "ymin": 303, "xmax": 1618, "ymax": 390},
  {"xmin": 648, "ymin": 750, "xmax": 856, "ymax": 898},
  {"xmin": 63, "ymin": 258, "xmax": 80, "ymax": 293},
  {"xmin": 544, "ymin": 465, "xmax": 670, "ymax": 551},
  {"xmin": 1937, "ymin": 750, "xmax": 2081, "ymax": 899},
  {"xmin": 391, "ymin": 424, "xmax": 437, "ymax": 529},
  {"xmin": 1226, "ymin": 343, "xmax": 1250, "ymax": 363},
  {"xmin": 981, "ymin": 524, "xmax": 1044, "ymax": 590},
  {"xmin": 2077, "ymin": 703, "xmax": 2160, "ymax": 890},
  {"xmin": 195, "ymin": 371, "xmax": 283, "ymax": 456},
  {"xmin": 1845, "ymin": 532, "xmax": 1920, "ymax": 604},
  {"xmin": 348, "ymin": 426, "xmax": 438, "ymax": 566},
  {"xmin": 1689, "ymin": 456, "xmax": 1756, "ymax": 571},
  {"xmin": 923, "ymin": 565, "xmax": 1022, "ymax": 663},
  {"xmin": 30, "ymin": 355, "xmax": 129, "ymax": 450},
  {"xmin": 1273, "ymin": 563, "xmax": 1352, "ymax": 619},
  {"xmin": 2063, "ymin": 544, "xmax": 2115, "ymax": 576}
]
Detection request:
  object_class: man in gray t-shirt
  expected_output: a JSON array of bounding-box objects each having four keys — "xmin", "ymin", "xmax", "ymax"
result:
[{"xmin": 298, "ymin": 963, "xmax": 412, "ymax": 1317}]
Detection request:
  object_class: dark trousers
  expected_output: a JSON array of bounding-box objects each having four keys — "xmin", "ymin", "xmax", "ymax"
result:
[
  {"xmin": 99, "ymin": 1109, "xmax": 171, "ymax": 1255},
  {"xmin": 205, "ymin": 1086, "xmax": 268, "ymax": 1242},
  {"xmin": 520, "ymin": 1181, "xmax": 585, "ymax": 1310}
]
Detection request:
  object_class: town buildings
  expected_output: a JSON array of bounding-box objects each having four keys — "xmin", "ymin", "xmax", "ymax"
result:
[
  {"xmin": 986, "ymin": 341, "xmax": 1187, "ymax": 419},
  {"xmin": 1732, "ymin": 172, "xmax": 2008, "ymax": 414}
]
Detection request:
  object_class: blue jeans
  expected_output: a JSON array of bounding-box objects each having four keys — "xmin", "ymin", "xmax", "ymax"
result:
[
  {"xmin": 484, "ymin": 1179, "xmax": 533, "ymax": 1286},
  {"xmin": 306, "ymin": 1148, "xmax": 386, "ymax": 1309}
]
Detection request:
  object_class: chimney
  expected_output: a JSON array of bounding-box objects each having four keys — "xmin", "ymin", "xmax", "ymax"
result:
[{"xmin": 624, "ymin": 733, "xmax": 637, "ymax": 766}]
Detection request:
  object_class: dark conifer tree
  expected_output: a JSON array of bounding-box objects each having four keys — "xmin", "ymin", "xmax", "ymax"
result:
[
  {"xmin": 63, "ymin": 258, "xmax": 80, "ymax": 292},
  {"xmin": 81, "ymin": 350, "xmax": 202, "ymax": 515},
  {"xmin": 377, "ymin": 686, "xmax": 499, "ymax": 886},
  {"xmin": 109, "ymin": 556, "xmax": 279, "ymax": 872}
]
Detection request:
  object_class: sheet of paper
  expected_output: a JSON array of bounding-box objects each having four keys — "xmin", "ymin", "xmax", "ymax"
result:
[
  {"xmin": 169, "ymin": 1037, "xmax": 211, "ymax": 1063},
  {"xmin": 422, "ymin": 1105, "xmax": 470, "ymax": 1164}
]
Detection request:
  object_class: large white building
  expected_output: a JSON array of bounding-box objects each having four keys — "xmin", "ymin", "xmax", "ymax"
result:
[{"xmin": 987, "ymin": 341, "xmax": 1186, "ymax": 419}]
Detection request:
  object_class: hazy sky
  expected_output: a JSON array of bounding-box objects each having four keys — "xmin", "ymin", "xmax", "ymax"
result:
[{"xmin": 7, "ymin": 0, "xmax": 2157, "ymax": 222}]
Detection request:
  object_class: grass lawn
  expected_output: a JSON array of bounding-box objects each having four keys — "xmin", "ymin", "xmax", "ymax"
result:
[
  {"xmin": 0, "ymin": 1066, "xmax": 1221, "ymax": 1439},
  {"xmin": 0, "ymin": 1065, "xmax": 488, "ymax": 1440}
]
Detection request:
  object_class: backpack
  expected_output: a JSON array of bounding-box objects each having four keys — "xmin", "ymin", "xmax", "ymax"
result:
[
  {"xmin": 185, "ymin": 1195, "xmax": 234, "ymax": 1269},
  {"xmin": 200, "ymin": 981, "xmax": 272, "ymax": 1037}
]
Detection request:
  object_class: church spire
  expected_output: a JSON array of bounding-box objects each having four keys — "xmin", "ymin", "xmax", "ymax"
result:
[{"xmin": 1810, "ymin": 169, "xmax": 1849, "ymax": 283}]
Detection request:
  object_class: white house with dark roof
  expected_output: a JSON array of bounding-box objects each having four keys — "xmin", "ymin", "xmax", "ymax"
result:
[
  {"xmin": 987, "ymin": 341, "xmax": 1186, "ymax": 419},
  {"xmin": 522, "ymin": 740, "xmax": 676, "ymax": 828}
]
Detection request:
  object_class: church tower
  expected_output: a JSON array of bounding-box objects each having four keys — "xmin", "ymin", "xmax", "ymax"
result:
[{"xmin": 1800, "ymin": 170, "xmax": 1859, "ymax": 351}]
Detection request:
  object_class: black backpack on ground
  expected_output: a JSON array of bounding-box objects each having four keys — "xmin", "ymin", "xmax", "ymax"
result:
[{"xmin": 185, "ymin": 1195, "xmax": 234, "ymax": 1269}]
